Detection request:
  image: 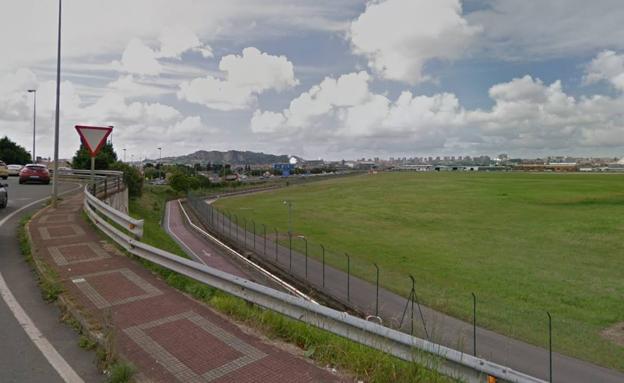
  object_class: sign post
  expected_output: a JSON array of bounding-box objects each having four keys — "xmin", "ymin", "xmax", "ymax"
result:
[{"xmin": 75, "ymin": 125, "xmax": 113, "ymax": 195}]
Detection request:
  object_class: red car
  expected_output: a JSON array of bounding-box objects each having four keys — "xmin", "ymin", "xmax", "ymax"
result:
[{"xmin": 19, "ymin": 164, "xmax": 50, "ymax": 184}]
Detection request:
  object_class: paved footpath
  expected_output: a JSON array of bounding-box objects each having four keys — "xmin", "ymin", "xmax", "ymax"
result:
[{"xmin": 29, "ymin": 193, "xmax": 344, "ymax": 383}]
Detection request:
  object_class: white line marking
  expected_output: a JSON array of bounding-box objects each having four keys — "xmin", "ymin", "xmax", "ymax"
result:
[
  {"xmin": 202, "ymin": 250, "xmax": 212, "ymax": 257},
  {"xmin": 0, "ymin": 183, "xmax": 84, "ymax": 383},
  {"xmin": 166, "ymin": 202, "xmax": 206, "ymax": 266},
  {"xmin": 0, "ymin": 273, "xmax": 85, "ymax": 383},
  {"xmin": 177, "ymin": 200, "xmax": 317, "ymax": 304}
]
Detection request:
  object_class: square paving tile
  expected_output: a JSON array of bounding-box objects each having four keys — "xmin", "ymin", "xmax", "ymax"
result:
[
  {"xmin": 38, "ymin": 214, "xmax": 74, "ymax": 224},
  {"xmin": 124, "ymin": 311, "xmax": 266, "ymax": 382},
  {"xmin": 48, "ymin": 242, "xmax": 111, "ymax": 265},
  {"xmin": 38, "ymin": 224, "xmax": 86, "ymax": 240},
  {"xmin": 72, "ymin": 268, "xmax": 162, "ymax": 309}
]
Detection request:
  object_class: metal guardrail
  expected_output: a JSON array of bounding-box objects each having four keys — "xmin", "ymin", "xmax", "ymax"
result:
[
  {"xmin": 81, "ymin": 181, "xmax": 546, "ymax": 383},
  {"xmin": 84, "ymin": 185, "xmax": 143, "ymax": 238},
  {"xmin": 62, "ymin": 169, "xmax": 143, "ymax": 238}
]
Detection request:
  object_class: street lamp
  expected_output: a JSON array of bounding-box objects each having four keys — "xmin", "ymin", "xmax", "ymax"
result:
[
  {"xmin": 51, "ymin": 0, "xmax": 62, "ymax": 207},
  {"xmin": 27, "ymin": 89, "xmax": 37, "ymax": 163},
  {"xmin": 123, "ymin": 148, "xmax": 126, "ymax": 162},
  {"xmin": 283, "ymin": 200, "xmax": 292, "ymax": 234}
]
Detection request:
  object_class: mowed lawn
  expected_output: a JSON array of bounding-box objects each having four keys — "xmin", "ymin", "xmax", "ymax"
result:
[{"xmin": 214, "ymin": 172, "xmax": 624, "ymax": 369}]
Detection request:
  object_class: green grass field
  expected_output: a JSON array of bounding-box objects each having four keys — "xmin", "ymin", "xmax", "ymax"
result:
[{"xmin": 214, "ymin": 172, "xmax": 624, "ymax": 370}]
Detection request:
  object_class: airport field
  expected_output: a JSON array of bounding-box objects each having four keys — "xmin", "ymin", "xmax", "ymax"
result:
[{"xmin": 214, "ymin": 172, "xmax": 624, "ymax": 370}]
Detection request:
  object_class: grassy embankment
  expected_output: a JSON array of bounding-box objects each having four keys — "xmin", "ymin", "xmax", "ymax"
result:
[
  {"xmin": 213, "ymin": 172, "xmax": 624, "ymax": 370},
  {"xmin": 129, "ymin": 184, "xmax": 451, "ymax": 383}
]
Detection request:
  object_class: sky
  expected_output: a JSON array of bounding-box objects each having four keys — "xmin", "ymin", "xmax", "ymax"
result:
[{"xmin": 1, "ymin": 0, "xmax": 624, "ymax": 161}]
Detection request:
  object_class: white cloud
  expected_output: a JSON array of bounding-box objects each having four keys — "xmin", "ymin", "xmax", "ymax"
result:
[
  {"xmin": 178, "ymin": 47, "xmax": 298, "ymax": 110},
  {"xmin": 158, "ymin": 26, "xmax": 201, "ymax": 59},
  {"xmin": 251, "ymin": 71, "xmax": 464, "ymax": 142},
  {"xmin": 349, "ymin": 0, "xmax": 481, "ymax": 84},
  {"xmin": 113, "ymin": 38, "xmax": 162, "ymax": 76},
  {"xmin": 250, "ymin": 110, "xmax": 287, "ymax": 133},
  {"xmin": 584, "ymin": 50, "xmax": 624, "ymax": 92},
  {"xmin": 467, "ymin": 75, "xmax": 624, "ymax": 149},
  {"xmin": 251, "ymin": 69, "xmax": 624, "ymax": 154}
]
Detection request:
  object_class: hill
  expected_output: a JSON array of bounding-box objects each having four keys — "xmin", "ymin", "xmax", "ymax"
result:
[{"xmin": 161, "ymin": 150, "xmax": 292, "ymax": 165}]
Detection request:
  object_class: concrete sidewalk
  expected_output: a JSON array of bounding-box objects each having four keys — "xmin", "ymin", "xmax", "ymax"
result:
[{"xmin": 29, "ymin": 193, "xmax": 344, "ymax": 383}]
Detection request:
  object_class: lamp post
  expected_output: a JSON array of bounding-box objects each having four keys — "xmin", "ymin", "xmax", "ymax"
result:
[
  {"xmin": 51, "ymin": 0, "xmax": 62, "ymax": 207},
  {"xmin": 27, "ymin": 89, "xmax": 37, "ymax": 163},
  {"xmin": 123, "ymin": 148, "xmax": 126, "ymax": 162},
  {"xmin": 283, "ymin": 200, "xmax": 292, "ymax": 235}
]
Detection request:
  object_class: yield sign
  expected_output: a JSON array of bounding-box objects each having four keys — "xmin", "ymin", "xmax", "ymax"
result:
[{"xmin": 75, "ymin": 125, "xmax": 113, "ymax": 157}]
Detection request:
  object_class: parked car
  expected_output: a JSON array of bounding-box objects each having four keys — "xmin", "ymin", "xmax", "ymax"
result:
[
  {"xmin": 19, "ymin": 164, "xmax": 50, "ymax": 184},
  {"xmin": 7, "ymin": 164, "xmax": 23, "ymax": 176},
  {"xmin": 0, "ymin": 182, "xmax": 7, "ymax": 208},
  {"xmin": 0, "ymin": 161, "xmax": 8, "ymax": 179}
]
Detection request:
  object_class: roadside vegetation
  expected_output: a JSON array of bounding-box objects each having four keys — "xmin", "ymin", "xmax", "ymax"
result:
[
  {"xmin": 214, "ymin": 171, "xmax": 624, "ymax": 370},
  {"xmin": 128, "ymin": 184, "xmax": 452, "ymax": 383}
]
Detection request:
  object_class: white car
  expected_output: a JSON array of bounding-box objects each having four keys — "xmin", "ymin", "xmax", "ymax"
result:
[{"xmin": 7, "ymin": 164, "xmax": 23, "ymax": 176}]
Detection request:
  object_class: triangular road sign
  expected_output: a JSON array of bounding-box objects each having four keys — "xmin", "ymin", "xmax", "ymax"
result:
[{"xmin": 75, "ymin": 125, "xmax": 113, "ymax": 157}]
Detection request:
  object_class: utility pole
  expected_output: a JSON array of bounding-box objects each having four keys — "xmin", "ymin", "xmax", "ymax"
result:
[
  {"xmin": 51, "ymin": 0, "xmax": 62, "ymax": 207},
  {"xmin": 27, "ymin": 89, "xmax": 37, "ymax": 163}
]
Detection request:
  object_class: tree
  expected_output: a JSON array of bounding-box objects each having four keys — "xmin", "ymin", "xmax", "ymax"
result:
[
  {"xmin": 169, "ymin": 173, "xmax": 191, "ymax": 193},
  {"xmin": 110, "ymin": 162, "xmax": 143, "ymax": 198},
  {"xmin": 72, "ymin": 141, "xmax": 118, "ymax": 170},
  {"xmin": 0, "ymin": 136, "xmax": 31, "ymax": 164}
]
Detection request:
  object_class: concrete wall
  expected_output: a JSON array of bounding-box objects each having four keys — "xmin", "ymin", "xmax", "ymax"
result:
[{"xmin": 104, "ymin": 187, "xmax": 129, "ymax": 214}]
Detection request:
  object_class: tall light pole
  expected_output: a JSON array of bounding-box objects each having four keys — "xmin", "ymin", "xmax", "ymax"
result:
[
  {"xmin": 123, "ymin": 148, "xmax": 126, "ymax": 162},
  {"xmin": 51, "ymin": 0, "xmax": 62, "ymax": 207},
  {"xmin": 283, "ymin": 200, "xmax": 292, "ymax": 234},
  {"xmin": 157, "ymin": 147, "xmax": 162, "ymax": 179},
  {"xmin": 27, "ymin": 89, "xmax": 37, "ymax": 163}
]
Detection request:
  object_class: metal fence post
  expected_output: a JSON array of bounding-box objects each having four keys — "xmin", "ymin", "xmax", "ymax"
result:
[
  {"xmin": 288, "ymin": 232, "xmax": 292, "ymax": 271},
  {"xmin": 472, "ymin": 292, "xmax": 477, "ymax": 356},
  {"xmin": 374, "ymin": 263, "xmax": 379, "ymax": 317},
  {"xmin": 262, "ymin": 224, "xmax": 267, "ymax": 256},
  {"xmin": 227, "ymin": 212, "xmax": 232, "ymax": 237},
  {"xmin": 233, "ymin": 215, "xmax": 238, "ymax": 240},
  {"xmin": 321, "ymin": 244, "xmax": 325, "ymax": 288},
  {"xmin": 410, "ymin": 275, "xmax": 415, "ymax": 335},
  {"xmin": 547, "ymin": 311, "xmax": 552, "ymax": 383},
  {"xmin": 252, "ymin": 220, "xmax": 256, "ymax": 250},
  {"xmin": 345, "ymin": 253, "xmax": 350, "ymax": 302},
  {"xmin": 303, "ymin": 237, "xmax": 308, "ymax": 279},
  {"xmin": 274, "ymin": 228, "xmax": 278, "ymax": 261},
  {"xmin": 243, "ymin": 218, "xmax": 247, "ymax": 249}
]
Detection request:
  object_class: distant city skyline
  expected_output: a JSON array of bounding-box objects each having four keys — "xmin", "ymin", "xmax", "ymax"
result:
[{"xmin": 2, "ymin": 1, "xmax": 624, "ymax": 161}]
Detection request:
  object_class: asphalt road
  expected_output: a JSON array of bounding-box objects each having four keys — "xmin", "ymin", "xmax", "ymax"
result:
[{"xmin": 0, "ymin": 177, "xmax": 102, "ymax": 383}]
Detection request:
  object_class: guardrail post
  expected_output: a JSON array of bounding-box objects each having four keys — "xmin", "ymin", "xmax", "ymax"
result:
[
  {"xmin": 243, "ymin": 218, "xmax": 247, "ymax": 249},
  {"xmin": 104, "ymin": 178, "xmax": 108, "ymax": 199},
  {"xmin": 345, "ymin": 252, "xmax": 350, "ymax": 302},
  {"xmin": 472, "ymin": 292, "xmax": 477, "ymax": 356},
  {"xmin": 321, "ymin": 244, "xmax": 325, "ymax": 288}
]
